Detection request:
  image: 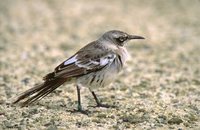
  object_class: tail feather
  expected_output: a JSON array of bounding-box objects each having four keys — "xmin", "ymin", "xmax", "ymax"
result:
[{"xmin": 13, "ymin": 79, "xmax": 66, "ymax": 107}]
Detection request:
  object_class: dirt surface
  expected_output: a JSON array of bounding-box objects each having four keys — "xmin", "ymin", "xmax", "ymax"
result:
[{"xmin": 0, "ymin": 0, "xmax": 200, "ymax": 129}]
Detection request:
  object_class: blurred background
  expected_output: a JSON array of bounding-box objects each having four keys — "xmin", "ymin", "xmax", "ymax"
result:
[{"xmin": 0, "ymin": 0, "xmax": 199, "ymax": 129}]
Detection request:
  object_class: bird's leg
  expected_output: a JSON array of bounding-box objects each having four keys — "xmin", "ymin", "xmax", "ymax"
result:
[
  {"xmin": 91, "ymin": 91, "xmax": 112, "ymax": 108},
  {"xmin": 76, "ymin": 85, "xmax": 82, "ymax": 111},
  {"xmin": 91, "ymin": 91, "xmax": 101, "ymax": 106},
  {"xmin": 75, "ymin": 85, "xmax": 88, "ymax": 114}
]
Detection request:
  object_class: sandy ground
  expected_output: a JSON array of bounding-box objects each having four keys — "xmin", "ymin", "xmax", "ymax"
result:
[{"xmin": 0, "ymin": 0, "xmax": 200, "ymax": 129}]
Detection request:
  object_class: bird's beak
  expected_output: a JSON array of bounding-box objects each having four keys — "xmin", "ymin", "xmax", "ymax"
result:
[{"xmin": 128, "ymin": 35, "xmax": 145, "ymax": 40}]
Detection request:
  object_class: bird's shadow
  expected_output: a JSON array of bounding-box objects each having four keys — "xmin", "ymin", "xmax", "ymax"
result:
[
  {"xmin": 39, "ymin": 101, "xmax": 119, "ymax": 115},
  {"xmin": 11, "ymin": 98, "xmax": 120, "ymax": 116}
]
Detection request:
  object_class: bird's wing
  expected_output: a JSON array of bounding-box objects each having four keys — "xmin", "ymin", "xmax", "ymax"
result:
[{"xmin": 43, "ymin": 42, "xmax": 116, "ymax": 80}]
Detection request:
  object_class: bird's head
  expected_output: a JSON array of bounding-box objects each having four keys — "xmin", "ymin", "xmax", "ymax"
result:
[{"xmin": 100, "ymin": 30, "xmax": 145, "ymax": 46}]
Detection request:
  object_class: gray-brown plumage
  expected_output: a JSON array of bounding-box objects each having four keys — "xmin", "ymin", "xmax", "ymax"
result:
[{"xmin": 13, "ymin": 30, "xmax": 144, "ymax": 113}]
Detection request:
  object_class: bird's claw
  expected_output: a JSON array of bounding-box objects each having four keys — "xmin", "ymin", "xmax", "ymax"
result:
[
  {"xmin": 71, "ymin": 109, "xmax": 90, "ymax": 115},
  {"xmin": 89, "ymin": 103, "xmax": 116, "ymax": 108}
]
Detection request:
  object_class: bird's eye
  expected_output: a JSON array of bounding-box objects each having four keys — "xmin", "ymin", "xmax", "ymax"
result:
[{"xmin": 118, "ymin": 36, "xmax": 127, "ymax": 42}]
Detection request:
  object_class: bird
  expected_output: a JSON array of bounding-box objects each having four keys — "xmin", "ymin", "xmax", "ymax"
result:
[{"xmin": 13, "ymin": 30, "xmax": 145, "ymax": 113}]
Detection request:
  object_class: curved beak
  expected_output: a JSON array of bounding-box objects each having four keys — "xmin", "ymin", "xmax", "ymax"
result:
[{"xmin": 128, "ymin": 35, "xmax": 145, "ymax": 40}]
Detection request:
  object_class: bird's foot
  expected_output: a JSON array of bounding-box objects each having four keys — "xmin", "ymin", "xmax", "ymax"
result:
[
  {"xmin": 71, "ymin": 105, "xmax": 89, "ymax": 115},
  {"xmin": 89, "ymin": 103, "xmax": 116, "ymax": 108},
  {"xmin": 97, "ymin": 103, "xmax": 117, "ymax": 108},
  {"xmin": 72, "ymin": 109, "xmax": 89, "ymax": 115}
]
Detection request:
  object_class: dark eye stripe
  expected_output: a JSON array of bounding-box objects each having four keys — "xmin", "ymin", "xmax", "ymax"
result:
[
  {"xmin": 118, "ymin": 36, "xmax": 127, "ymax": 42},
  {"xmin": 119, "ymin": 37, "xmax": 124, "ymax": 42}
]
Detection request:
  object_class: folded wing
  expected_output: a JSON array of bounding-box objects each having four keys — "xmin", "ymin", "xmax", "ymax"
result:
[{"xmin": 44, "ymin": 44, "xmax": 116, "ymax": 81}]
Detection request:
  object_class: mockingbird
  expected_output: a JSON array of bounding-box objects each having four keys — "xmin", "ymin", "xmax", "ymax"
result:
[{"xmin": 13, "ymin": 30, "xmax": 144, "ymax": 113}]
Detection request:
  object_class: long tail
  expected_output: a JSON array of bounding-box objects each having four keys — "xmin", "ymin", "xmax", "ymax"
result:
[{"xmin": 13, "ymin": 78, "xmax": 66, "ymax": 107}]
